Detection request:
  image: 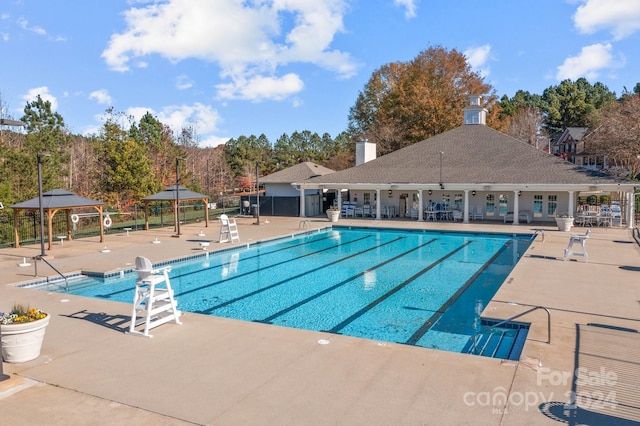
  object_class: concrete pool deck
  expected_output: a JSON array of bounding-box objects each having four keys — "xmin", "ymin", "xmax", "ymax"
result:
[{"xmin": 1, "ymin": 216, "xmax": 639, "ymax": 425}]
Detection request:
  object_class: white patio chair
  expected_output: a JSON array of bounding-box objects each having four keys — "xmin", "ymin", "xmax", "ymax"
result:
[{"xmin": 472, "ymin": 205, "xmax": 483, "ymax": 220}]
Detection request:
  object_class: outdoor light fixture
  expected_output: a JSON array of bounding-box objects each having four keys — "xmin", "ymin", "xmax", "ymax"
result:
[
  {"xmin": 518, "ymin": 191, "xmax": 522, "ymax": 196},
  {"xmin": 174, "ymin": 158, "xmax": 184, "ymax": 237},
  {"xmin": 388, "ymin": 189, "xmax": 392, "ymax": 195},
  {"xmin": 428, "ymin": 190, "xmax": 432, "ymax": 195},
  {"xmin": 37, "ymin": 153, "xmax": 51, "ymax": 258},
  {"xmin": 472, "ymin": 190, "xmax": 476, "ymax": 196}
]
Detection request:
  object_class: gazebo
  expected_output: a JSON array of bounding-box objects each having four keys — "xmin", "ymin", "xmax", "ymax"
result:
[
  {"xmin": 141, "ymin": 185, "xmax": 209, "ymax": 231},
  {"xmin": 11, "ymin": 189, "xmax": 105, "ymax": 251}
]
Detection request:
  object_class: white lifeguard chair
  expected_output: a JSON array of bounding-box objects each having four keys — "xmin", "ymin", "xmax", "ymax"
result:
[
  {"xmin": 127, "ymin": 256, "xmax": 182, "ymax": 337},
  {"xmin": 219, "ymin": 214, "xmax": 239, "ymax": 243},
  {"xmin": 563, "ymin": 229, "xmax": 590, "ymax": 263}
]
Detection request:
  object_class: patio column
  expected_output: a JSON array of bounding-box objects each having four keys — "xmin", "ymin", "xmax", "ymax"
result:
[
  {"xmin": 375, "ymin": 189, "xmax": 381, "ymax": 219},
  {"xmin": 567, "ymin": 191, "xmax": 575, "ymax": 217},
  {"xmin": 512, "ymin": 190, "xmax": 520, "ymax": 225},
  {"xmin": 463, "ymin": 190, "xmax": 470, "ymax": 223},
  {"xmin": 337, "ymin": 190, "xmax": 342, "ymax": 213},
  {"xmin": 627, "ymin": 191, "xmax": 635, "ymax": 228},
  {"xmin": 417, "ymin": 190, "xmax": 424, "ymax": 222},
  {"xmin": 299, "ymin": 187, "xmax": 305, "ymax": 217}
]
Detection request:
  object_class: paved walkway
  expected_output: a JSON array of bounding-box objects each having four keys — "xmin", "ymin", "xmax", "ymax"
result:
[{"xmin": 1, "ymin": 217, "xmax": 639, "ymax": 425}]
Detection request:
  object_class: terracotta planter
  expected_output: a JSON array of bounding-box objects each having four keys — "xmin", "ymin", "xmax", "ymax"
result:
[
  {"xmin": 555, "ymin": 217, "xmax": 574, "ymax": 232},
  {"xmin": 327, "ymin": 210, "xmax": 340, "ymax": 222},
  {"xmin": 1, "ymin": 314, "xmax": 49, "ymax": 363}
]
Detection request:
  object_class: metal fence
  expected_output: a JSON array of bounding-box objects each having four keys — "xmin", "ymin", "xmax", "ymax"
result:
[{"xmin": 0, "ymin": 198, "xmax": 241, "ymax": 249}]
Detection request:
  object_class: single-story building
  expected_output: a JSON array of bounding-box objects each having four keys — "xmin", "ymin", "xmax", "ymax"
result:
[{"xmin": 294, "ymin": 96, "xmax": 636, "ymax": 227}]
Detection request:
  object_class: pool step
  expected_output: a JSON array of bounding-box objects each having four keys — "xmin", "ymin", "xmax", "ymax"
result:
[{"xmin": 462, "ymin": 322, "xmax": 529, "ymax": 360}]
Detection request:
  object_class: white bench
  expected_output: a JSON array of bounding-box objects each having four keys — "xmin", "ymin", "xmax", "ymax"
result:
[{"xmin": 504, "ymin": 210, "xmax": 532, "ymax": 224}]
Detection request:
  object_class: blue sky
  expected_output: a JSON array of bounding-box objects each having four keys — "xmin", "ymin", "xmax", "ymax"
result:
[{"xmin": 1, "ymin": 0, "xmax": 639, "ymax": 147}]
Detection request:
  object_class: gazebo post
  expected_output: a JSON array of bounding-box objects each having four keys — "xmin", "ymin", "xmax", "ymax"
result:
[
  {"xmin": 13, "ymin": 209, "xmax": 20, "ymax": 248},
  {"xmin": 47, "ymin": 209, "xmax": 54, "ymax": 251},
  {"xmin": 144, "ymin": 201, "xmax": 150, "ymax": 230},
  {"xmin": 204, "ymin": 197, "xmax": 209, "ymax": 227},
  {"xmin": 98, "ymin": 206, "xmax": 104, "ymax": 243},
  {"xmin": 65, "ymin": 209, "xmax": 72, "ymax": 241}
]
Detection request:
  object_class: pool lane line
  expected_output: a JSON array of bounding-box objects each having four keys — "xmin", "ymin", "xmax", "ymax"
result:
[
  {"xmin": 403, "ymin": 240, "xmax": 511, "ymax": 346},
  {"xmin": 178, "ymin": 234, "xmax": 375, "ymax": 301},
  {"xmin": 196, "ymin": 237, "xmax": 406, "ymax": 314},
  {"xmin": 325, "ymin": 240, "xmax": 473, "ymax": 335},
  {"xmin": 94, "ymin": 233, "xmax": 369, "ymax": 299},
  {"xmin": 257, "ymin": 238, "xmax": 438, "ymax": 324}
]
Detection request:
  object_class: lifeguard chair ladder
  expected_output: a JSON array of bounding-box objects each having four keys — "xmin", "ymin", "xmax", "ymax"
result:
[
  {"xmin": 127, "ymin": 256, "xmax": 182, "ymax": 337},
  {"xmin": 219, "ymin": 214, "xmax": 239, "ymax": 243}
]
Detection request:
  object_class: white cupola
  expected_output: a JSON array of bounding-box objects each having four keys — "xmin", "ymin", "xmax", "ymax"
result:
[{"xmin": 462, "ymin": 95, "xmax": 487, "ymax": 125}]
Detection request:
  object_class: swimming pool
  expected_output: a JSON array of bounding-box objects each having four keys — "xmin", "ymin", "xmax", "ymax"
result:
[{"xmin": 40, "ymin": 227, "xmax": 533, "ymax": 356}]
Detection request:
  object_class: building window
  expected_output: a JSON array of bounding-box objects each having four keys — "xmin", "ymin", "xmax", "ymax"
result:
[{"xmin": 548, "ymin": 195, "xmax": 557, "ymax": 217}]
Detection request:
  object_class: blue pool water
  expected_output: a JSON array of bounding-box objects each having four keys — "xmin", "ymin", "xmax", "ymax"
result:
[{"xmin": 40, "ymin": 227, "xmax": 532, "ymax": 355}]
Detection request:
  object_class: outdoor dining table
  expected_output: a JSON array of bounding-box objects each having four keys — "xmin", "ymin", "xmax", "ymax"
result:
[
  {"xmin": 576, "ymin": 212, "xmax": 596, "ymax": 227},
  {"xmin": 437, "ymin": 209, "xmax": 452, "ymax": 221}
]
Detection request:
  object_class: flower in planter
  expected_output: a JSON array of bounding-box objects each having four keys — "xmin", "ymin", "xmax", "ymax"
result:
[
  {"xmin": 0, "ymin": 304, "xmax": 47, "ymax": 324},
  {"xmin": 326, "ymin": 207, "xmax": 340, "ymax": 212}
]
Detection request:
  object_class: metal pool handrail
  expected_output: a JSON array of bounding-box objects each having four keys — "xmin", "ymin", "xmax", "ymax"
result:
[
  {"xmin": 34, "ymin": 255, "xmax": 69, "ymax": 292},
  {"xmin": 470, "ymin": 306, "xmax": 551, "ymax": 353}
]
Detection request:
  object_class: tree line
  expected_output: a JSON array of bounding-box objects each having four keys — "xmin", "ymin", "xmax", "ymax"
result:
[{"xmin": 1, "ymin": 45, "xmax": 639, "ymax": 211}]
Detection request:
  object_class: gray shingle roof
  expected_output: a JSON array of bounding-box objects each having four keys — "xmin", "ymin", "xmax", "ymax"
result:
[
  {"xmin": 142, "ymin": 186, "xmax": 208, "ymax": 201},
  {"xmin": 260, "ymin": 162, "xmax": 335, "ymax": 183},
  {"xmin": 303, "ymin": 125, "xmax": 631, "ymax": 186},
  {"xmin": 11, "ymin": 189, "xmax": 105, "ymax": 209}
]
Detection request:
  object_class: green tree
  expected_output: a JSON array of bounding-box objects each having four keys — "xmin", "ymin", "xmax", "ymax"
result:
[
  {"xmin": 542, "ymin": 78, "xmax": 616, "ymax": 131},
  {"xmin": 348, "ymin": 46, "xmax": 496, "ymax": 155},
  {"xmin": 96, "ymin": 110, "xmax": 159, "ymax": 207},
  {"xmin": 224, "ymin": 134, "xmax": 272, "ymax": 179}
]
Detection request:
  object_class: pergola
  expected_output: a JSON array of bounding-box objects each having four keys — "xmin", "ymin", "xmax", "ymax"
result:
[
  {"xmin": 141, "ymin": 185, "xmax": 209, "ymax": 231},
  {"xmin": 11, "ymin": 189, "xmax": 105, "ymax": 251}
]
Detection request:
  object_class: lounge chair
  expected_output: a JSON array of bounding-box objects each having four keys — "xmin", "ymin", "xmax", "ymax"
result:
[{"xmin": 472, "ymin": 205, "xmax": 483, "ymax": 220}]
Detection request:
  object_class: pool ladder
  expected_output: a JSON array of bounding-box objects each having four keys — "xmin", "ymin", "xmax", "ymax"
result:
[
  {"xmin": 298, "ymin": 220, "xmax": 310, "ymax": 230},
  {"xmin": 470, "ymin": 305, "xmax": 551, "ymax": 355}
]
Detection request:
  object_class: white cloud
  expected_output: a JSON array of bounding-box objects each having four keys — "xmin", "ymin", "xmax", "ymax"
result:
[
  {"xmin": 464, "ymin": 44, "xmax": 492, "ymax": 77},
  {"xmin": 200, "ymin": 135, "xmax": 231, "ymax": 148},
  {"xmin": 176, "ymin": 74, "xmax": 193, "ymax": 90},
  {"xmin": 394, "ymin": 0, "xmax": 418, "ymax": 19},
  {"xmin": 22, "ymin": 86, "xmax": 58, "ymax": 110},
  {"xmin": 216, "ymin": 73, "xmax": 304, "ymax": 102},
  {"xmin": 556, "ymin": 42, "xmax": 616, "ymax": 80},
  {"xmin": 573, "ymin": 0, "xmax": 640, "ymax": 40},
  {"xmin": 126, "ymin": 102, "xmax": 222, "ymax": 137},
  {"xmin": 102, "ymin": 0, "xmax": 355, "ymax": 101},
  {"xmin": 17, "ymin": 18, "xmax": 46, "ymax": 35},
  {"xmin": 89, "ymin": 89, "xmax": 112, "ymax": 105}
]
